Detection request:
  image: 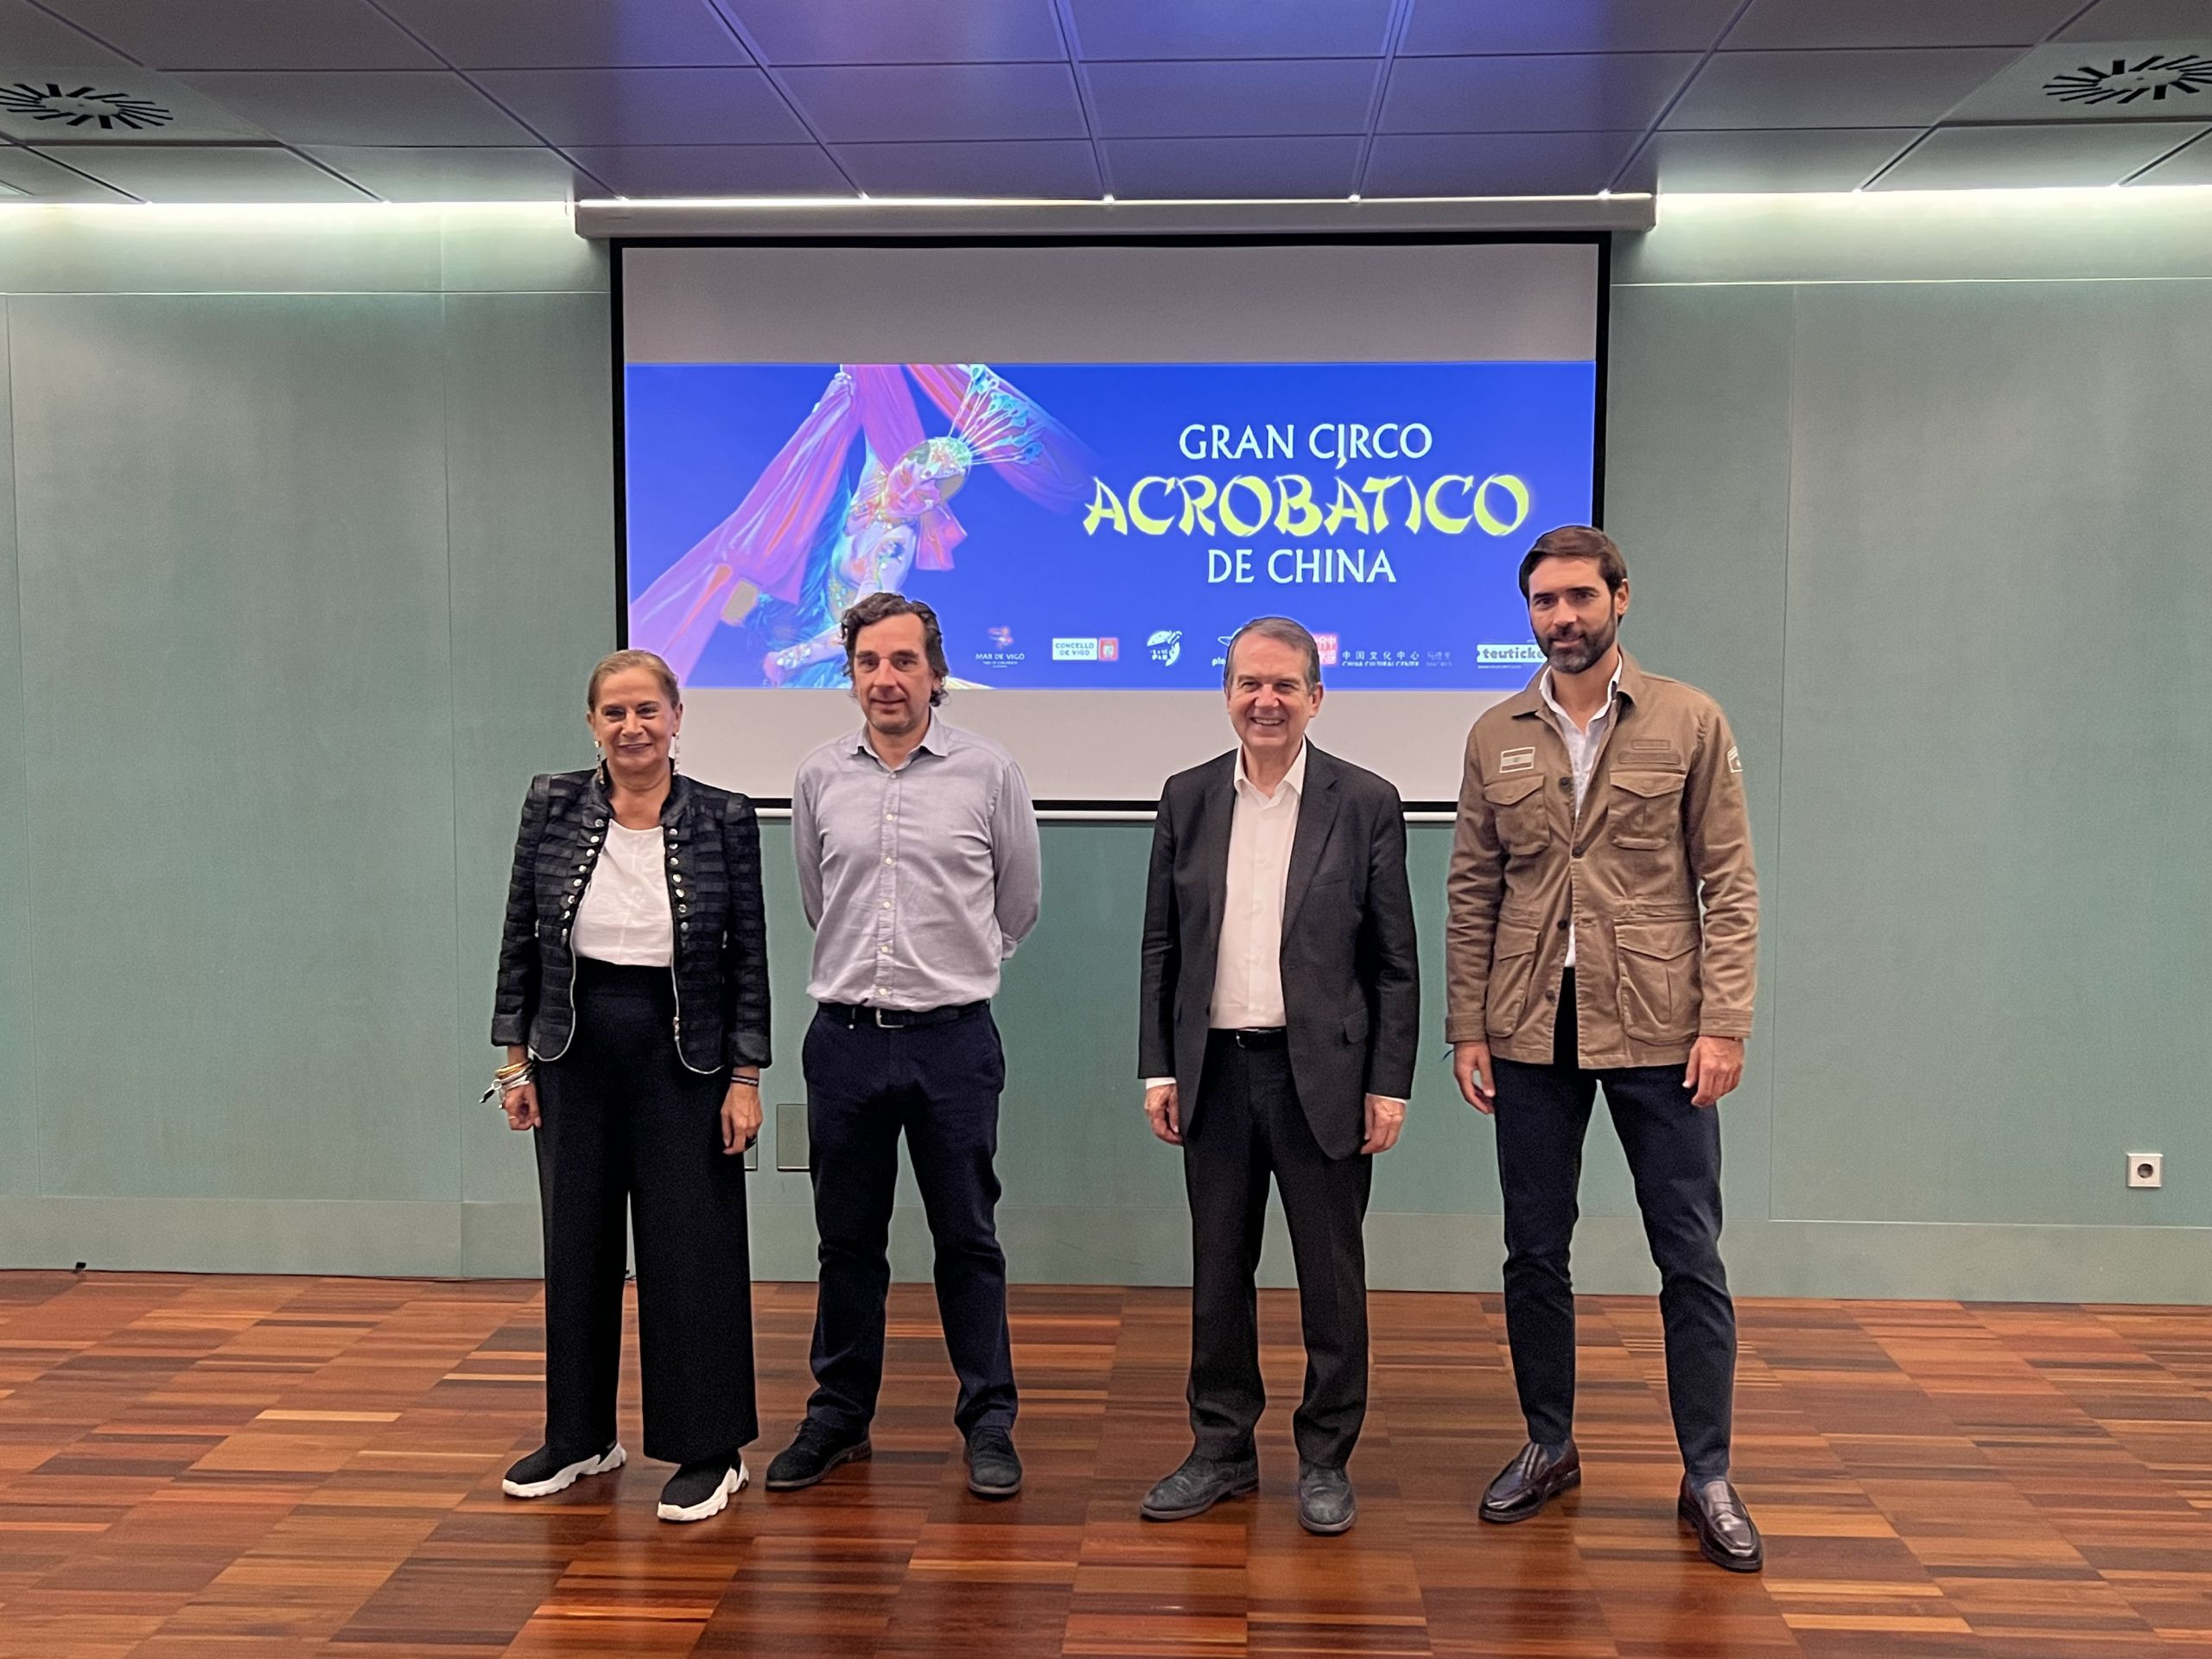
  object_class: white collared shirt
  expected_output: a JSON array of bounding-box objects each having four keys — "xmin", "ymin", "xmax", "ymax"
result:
[
  {"xmin": 1210, "ymin": 741, "xmax": 1308, "ymax": 1030},
  {"xmin": 1538, "ymin": 654, "xmax": 1624, "ymax": 968},
  {"xmin": 572, "ymin": 820, "xmax": 674, "ymax": 966}
]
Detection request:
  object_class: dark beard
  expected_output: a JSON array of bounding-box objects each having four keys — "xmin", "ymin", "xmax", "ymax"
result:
[{"xmin": 1544, "ymin": 615, "xmax": 1617, "ymax": 675}]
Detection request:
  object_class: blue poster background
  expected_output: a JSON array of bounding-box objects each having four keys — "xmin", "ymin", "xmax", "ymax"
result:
[{"xmin": 625, "ymin": 360, "xmax": 1595, "ymax": 690}]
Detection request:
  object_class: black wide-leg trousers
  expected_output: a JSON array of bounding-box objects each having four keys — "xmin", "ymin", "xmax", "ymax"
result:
[{"xmin": 533, "ymin": 959, "xmax": 758, "ymax": 1465}]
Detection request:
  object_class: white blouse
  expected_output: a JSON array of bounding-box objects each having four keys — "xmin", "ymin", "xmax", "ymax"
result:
[{"xmin": 572, "ymin": 821, "xmax": 674, "ymax": 966}]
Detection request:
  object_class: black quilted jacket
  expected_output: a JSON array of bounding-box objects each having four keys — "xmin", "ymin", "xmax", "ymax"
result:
[{"xmin": 492, "ymin": 768, "xmax": 771, "ymax": 1073}]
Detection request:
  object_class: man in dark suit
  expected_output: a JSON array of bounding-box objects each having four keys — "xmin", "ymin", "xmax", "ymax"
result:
[{"xmin": 1136, "ymin": 616, "xmax": 1420, "ymax": 1536}]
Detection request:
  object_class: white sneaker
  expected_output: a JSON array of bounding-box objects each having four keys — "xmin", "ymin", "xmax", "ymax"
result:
[
  {"xmin": 503, "ymin": 1441, "xmax": 626, "ymax": 1497},
  {"xmin": 658, "ymin": 1457, "xmax": 749, "ymax": 1522}
]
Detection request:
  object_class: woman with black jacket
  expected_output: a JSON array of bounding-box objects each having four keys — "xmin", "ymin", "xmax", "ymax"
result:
[{"xmin": 490, "ymin": 648, "xmax": 770, "ymax": 1522}]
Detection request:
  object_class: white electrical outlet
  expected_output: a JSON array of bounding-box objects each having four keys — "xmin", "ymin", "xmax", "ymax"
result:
[{"xmin": 2126, "ymin": 1152, "xmax": 2163, "ymax": 1189}]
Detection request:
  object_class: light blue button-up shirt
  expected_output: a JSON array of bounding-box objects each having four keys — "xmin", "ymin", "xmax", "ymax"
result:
[{"xmin": 792, "ymin": 715, "xmax": 1042, "ymax": 1009}]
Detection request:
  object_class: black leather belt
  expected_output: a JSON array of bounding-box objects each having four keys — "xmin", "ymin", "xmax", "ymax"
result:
[
  {"xmin": 1213, "ymin": 1027, "xmax": 1287, "ymax": 1049},
  {"xmin": 819, "ymin": 1000, "xmax": 986, "ymax": 1030}
]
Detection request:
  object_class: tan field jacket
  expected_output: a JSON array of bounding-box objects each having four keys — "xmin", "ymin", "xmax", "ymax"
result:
[{"xmin": 1444, "ymin": 652, "xmax": 1758, "ymax": 1067}]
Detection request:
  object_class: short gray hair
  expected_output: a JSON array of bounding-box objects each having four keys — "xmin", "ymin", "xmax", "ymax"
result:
[{"xmin": 1223, "ymin": 616, "xmax": 1321, "ymax": 691}]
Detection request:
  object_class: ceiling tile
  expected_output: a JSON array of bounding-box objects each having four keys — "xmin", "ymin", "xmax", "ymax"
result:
[
  {"xmin": 470, "ymin": 67, "xmax": 807, "ymax": 145},
  {"xmin": 779, "ymin": 63, "xmax": 1084, "ymax": 143},
  {"xmin": 1644, "ymin": 126, "xmax": 1921, "ymax": 190},
  {"xmin": 1725, "ymin": 0, "xmax": 2083, "ymax": 49},
  {"xmin": 2059, "ymin": 0, "xmax": 2212, "ymax": 39},
  {"xmin": 1364, "ymin": 130, "xmax": 1639, "ymax": 195},
  {"xmin": 304, "ymin": 144, "xmax": 586, "ymax": 200},
  {"xmin": 175, "ymin": 71, "xmax": 534, "ymax": 145},
  {"xmin": 2131, "ymin": 127, "xmax": 2212, "ymax": 180},
  {"xmin": 47, "ymin": 0, "xmax": 440, "ymax": 69},
  {"xmin": 1402, "ymin": 0, "xmax": 1738, "ymax": 55},
  {"xmin": 725, "ymin": 0, "xmax": 1065, "ymax": 65},
  {"xmin": 1085, "ymin": 59, "xmax": 1378, "ymax": 138},
  {"xmin": 563, "ymin": 142, "xmax": 848, "ymax": 195},
  {"xmin": 0, "ymin": 67, "xmax": 271, "ymax": 142},
  {"xmin": 37, "ymin": 142, "xmax": 373, "ymax": 200},
  {"xmin": 1382, "ymin": 53, "xmax": 1698, "ymax": 133},
  {"xmin": 1068, "ymin": 0, "xmax": 1394, "ymax": 61},
  {"xmin": 1663, "ymin": 48, "xmax": 2024, "ymax": 127},
  {"xmin": 0, "ymin": 143, "xmax": 131, "ymax": 197},
  {"xmin": 1947, "ymin": 40, "xmax": 2212, "ymax": 123},
  {"xmin": 0, "ymin": 0, "xmax": 130, "ymax": 64},
  {"xmin": 1105, "ymin": 134, "xmax": 1360, "ymax": 197},
  {"xmin": 373, "ymin": 0, "xmax": 751, "ymax": 69},
  {"xmin": 836, "ymin": 138, "xmax": 1099, "ymax": 197},
  {"xmin": 1871, "ymin": 119, "xmax": 2209, "ymax": 187}
]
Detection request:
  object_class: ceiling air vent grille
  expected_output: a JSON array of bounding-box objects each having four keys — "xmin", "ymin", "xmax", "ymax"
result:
[
  {"xmin": 0, "ymin": 80, "xmax": 174, "ymax": 130},
  {"xmin": 2044, "ymin": 53, "xmax": 2212, "ymax": 107}
]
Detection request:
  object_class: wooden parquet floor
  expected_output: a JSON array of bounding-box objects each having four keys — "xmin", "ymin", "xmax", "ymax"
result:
[{"xmin": 1, "ymin": 1274, "xmax": 2209, "ymax": 1657}]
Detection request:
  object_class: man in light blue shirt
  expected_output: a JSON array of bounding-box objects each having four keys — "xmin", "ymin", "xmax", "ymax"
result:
[{"xmin": 766, "ymin": 592, "xmax": 1040, "ymax": 1503}]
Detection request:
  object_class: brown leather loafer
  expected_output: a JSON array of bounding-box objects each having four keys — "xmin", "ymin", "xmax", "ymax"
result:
[
  {"xmin": 1479, "ymin": 1440, "xmax": 1580, "ymax": 1523},
  {"xmin": 1678, "ymin": 1475, "xmax": 1763, "ymax": 1572}
]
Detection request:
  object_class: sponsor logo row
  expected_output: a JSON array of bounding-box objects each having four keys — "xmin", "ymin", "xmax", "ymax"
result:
[{"xmin": 978, "ymin": 628, "xmax": 1543, "ymax": 671}]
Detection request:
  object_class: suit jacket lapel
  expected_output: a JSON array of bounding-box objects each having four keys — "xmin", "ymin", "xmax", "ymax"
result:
[
  {"xmin": 1187, "ymin": 757, "xmax": 1236, "ymax": 995},
  {"xmin": 1281, "ymin": 750, "xmax": 1341, "ymax": 936}
]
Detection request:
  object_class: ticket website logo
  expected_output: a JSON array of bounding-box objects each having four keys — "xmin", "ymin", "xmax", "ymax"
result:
[
  {"xmin": 1478, "ymin": 642, "xmax": 1544, "ymax": 664},
  {"xmin": 1052, "ymin": 637, "xmax": 1120, "ymax": 662}
]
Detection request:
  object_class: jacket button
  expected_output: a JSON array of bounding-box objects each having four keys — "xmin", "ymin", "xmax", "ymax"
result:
[
  {"xmin": 679, "ymin": 904, "xmax": 690, "ymax": 914},
  {"xmin": 1556, "ymin": 918, "xmax": 1568, "ymax": 931}
]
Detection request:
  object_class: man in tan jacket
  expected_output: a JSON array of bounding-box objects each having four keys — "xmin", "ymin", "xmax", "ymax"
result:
[{"xmin": 1445, "ymin": 524, "xmax": 1762, "ymax": 1572}]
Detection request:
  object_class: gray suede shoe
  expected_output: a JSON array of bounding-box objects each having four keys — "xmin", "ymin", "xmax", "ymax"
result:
[
  {"xmin": 1139, "ymin": 1451, "xmax": 1259, "ymax": 1521},
  {"xmin": 1297, "ymin": 1463, "xmax": 1356, "ymax": 1535}
]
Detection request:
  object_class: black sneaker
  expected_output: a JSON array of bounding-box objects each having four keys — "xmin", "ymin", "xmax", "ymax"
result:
[
  {"xmin": 657, "ymin": 1456, "xmax": 747, "ymax": 1522},
  {"xmin": 964, "ymin": 1427, "xmax": 1022, "ymax": 1498},
  {"xmin": 764, "ymin": 1420, "xmax": 873, "ymax": 1491},
  {"xmin": 502, "ymin": 1441, "xmax": 624, "ymax": 1498}
]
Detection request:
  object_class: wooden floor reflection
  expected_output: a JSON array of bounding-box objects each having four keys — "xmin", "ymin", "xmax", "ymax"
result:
[{"xmin": 2, "ymin": 1273, "xmax": 2209, "ymax": 1656}]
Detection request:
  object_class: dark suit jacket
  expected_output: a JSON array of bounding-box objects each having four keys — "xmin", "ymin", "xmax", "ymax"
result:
[{"xmin": 1139, "ymin": 743, "xmax": 1420, "ymax": 1160}]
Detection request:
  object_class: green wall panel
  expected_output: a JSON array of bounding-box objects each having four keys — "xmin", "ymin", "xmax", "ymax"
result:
[
  {"xmin": 1768, "ymin": 279, "xmax": 2212, "ymax": 1227},
  {"xmin": 0, "ymin": 303, "xmax": 29, "ymax": 1195},
  {"xmin": 11, "ymin": 294, "xmax": 459, "ymax": 1201}
]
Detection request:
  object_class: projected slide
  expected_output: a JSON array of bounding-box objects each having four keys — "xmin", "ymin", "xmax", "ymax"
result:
[{"xmin": 626, "ymin": 359, "xmax": 1593, "ymax": 694}]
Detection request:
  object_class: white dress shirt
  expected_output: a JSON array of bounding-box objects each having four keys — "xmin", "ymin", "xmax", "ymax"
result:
[
  {"xmin": 1211, "ymin": 741, "xmax": 1308, "ymax": 1029},
  {"xmin": 1538, "ymin": 654, "xmax": 1624, "ymax": 968},
  {"xmin": 572, "ymin": 820, "xmax": 674, "ymax": 966}
]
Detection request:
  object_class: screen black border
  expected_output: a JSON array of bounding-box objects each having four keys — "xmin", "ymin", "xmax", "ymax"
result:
[{"xmin": 608, "ymin": 230, "xmax": 1614, "ymax": 812}]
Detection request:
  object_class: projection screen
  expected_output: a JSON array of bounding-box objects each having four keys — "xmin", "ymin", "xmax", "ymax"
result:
[{"xmin": 615, "ymin": 237, "xmax": 1606, "ymax": 804}]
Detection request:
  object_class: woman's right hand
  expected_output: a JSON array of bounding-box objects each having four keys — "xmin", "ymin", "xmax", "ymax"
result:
[{"xmin": 503, "ymin": 1078, "xmax": 541, "ymax": 1131}]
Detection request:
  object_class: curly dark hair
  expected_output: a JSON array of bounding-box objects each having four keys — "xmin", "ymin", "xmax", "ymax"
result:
[{"xmin": 840, "ymin": 592, "xmax": 950, "ymax": 706}]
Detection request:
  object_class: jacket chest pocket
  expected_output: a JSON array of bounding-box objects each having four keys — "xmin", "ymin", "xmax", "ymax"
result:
[
  {"xmin": 1606, "ymin": 769, "xmax": 1685, "ymax": 850},
  {"xmin": 1483, "ymin": 773, "xmax": 1552, "ymax": 856}
]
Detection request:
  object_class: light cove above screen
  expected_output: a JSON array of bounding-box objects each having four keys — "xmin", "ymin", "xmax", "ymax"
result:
[{"xmin": 619, "ymin": 238, "xmax": 1604, "ymax": 804}]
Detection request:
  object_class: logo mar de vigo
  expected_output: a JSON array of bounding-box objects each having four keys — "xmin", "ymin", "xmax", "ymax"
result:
[{"xmin": 1147, "ymin": 629, "xmax": 1182, "ymax": 666}]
